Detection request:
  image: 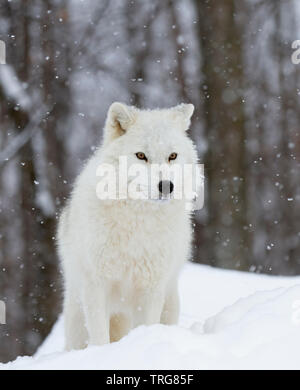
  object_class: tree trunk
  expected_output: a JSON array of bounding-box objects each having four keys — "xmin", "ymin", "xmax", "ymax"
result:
[{"xmin": 195, "ymin": 0, "xmax": 250, "ymax": 270}]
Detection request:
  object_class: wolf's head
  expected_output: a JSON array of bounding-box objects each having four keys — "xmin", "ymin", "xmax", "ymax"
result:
[{"xmin": 97, "ymin": 102, "xmax": 200, "ymax": 208}]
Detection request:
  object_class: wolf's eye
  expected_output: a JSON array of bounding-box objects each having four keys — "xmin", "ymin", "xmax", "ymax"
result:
[
  {"xmin": 169, "ymin": 153, "xmax": 177, "ymax": 161},
  {"xmin": 136, "ymin": 152, "xmax": 147, "ymax": 161}
]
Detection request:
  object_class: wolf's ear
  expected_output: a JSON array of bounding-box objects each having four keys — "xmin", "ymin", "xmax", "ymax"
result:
[
  {"xmin": 172, "ymin": 103, "xmax": 195, "ymax": 131},
  {"xmin": 104, "ymin": 102, "xmax": 136, "ymax": 142}
]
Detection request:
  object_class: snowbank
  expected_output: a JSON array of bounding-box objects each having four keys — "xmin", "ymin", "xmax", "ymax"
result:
[{"xmin": 1, "ymin": 263, "xmax": 300, "ymax": 370}]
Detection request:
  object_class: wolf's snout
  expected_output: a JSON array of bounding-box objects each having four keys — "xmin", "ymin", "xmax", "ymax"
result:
[{"xmin": 158, "ymin": 180, "xmax": 174, "ymax": 195}]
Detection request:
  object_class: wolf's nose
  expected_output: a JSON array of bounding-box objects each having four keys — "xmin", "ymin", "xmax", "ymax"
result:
[{"xmin": 158, "ymin": 180, "xmax": 174, "ymax": 195}]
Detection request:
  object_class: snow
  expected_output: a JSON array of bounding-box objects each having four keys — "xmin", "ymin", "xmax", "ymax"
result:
[{"xmin": 1, "ymin": 262, "xmax": 300, "ymax": 370}]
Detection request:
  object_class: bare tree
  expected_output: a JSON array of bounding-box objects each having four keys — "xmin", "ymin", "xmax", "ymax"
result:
[{"xmin": 195, "ymin": 0, "xmax": 250, "ymax": 270}]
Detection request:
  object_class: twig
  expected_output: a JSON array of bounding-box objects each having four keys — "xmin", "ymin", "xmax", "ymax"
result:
[{"xmin": 0, "ymin": 105, "xmax": 53, "ymax": 164}]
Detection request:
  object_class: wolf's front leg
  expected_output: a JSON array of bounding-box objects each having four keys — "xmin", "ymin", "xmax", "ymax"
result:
[
  {"xmin": 160, "ymin": 286, "xmax": 180, "ymax": 325},
  {"xmin": 64, "ymin": 291, "xmax": 88, "ymax": 351},
  {"xmin": 137, "ymin": 289, "xmax": 165, "ymax": 326},
  {"xmin": 82, "ymin": 283, "xmax": 110, "ymax": 346}
]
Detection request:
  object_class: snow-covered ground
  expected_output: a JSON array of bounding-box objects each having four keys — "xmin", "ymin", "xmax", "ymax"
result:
[{"xmin": 1, "ymin": 262, "xmax": 300, "ymax": 370}]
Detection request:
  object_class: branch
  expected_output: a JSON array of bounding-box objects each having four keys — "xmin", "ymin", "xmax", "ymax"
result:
[
  {"xmin": 0, "ymin": 105, "xmax": 53, "ymax": 164},
  {"xmin": 0, "ymin": 65, "xmax": 31, "ymax": 110}
]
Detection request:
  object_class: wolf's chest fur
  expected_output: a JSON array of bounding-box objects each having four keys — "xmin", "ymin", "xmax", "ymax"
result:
[{"xmin": 95, "ymin": 203, "xmax": 178, "ymax": 288}]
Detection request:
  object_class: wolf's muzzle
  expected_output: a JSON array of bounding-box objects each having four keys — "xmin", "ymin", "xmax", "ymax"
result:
[{"xmin": 158, "ymin": 180, "xmax": 174, "ymax": 196}]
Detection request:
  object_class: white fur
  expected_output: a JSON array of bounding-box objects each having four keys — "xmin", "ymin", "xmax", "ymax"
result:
[{"xmin": 58, "ymin": 102, "xmax": 198, "ymax": 350}]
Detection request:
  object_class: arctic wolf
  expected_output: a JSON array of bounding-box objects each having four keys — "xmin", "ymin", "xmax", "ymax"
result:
[{"xmin": 58, "ymin": 102, "xmax": 199, "ymax": 350}]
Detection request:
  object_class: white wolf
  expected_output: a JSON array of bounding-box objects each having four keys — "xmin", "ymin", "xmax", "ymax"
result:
[{"xmin": 58, "ymin": 102, "xmax": 198, "ymax": 350}]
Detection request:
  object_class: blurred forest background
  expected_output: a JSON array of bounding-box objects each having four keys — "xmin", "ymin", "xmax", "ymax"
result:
[{"xmin": 1, "ymin": 0, "xmax": 300, "ymax": 363}]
